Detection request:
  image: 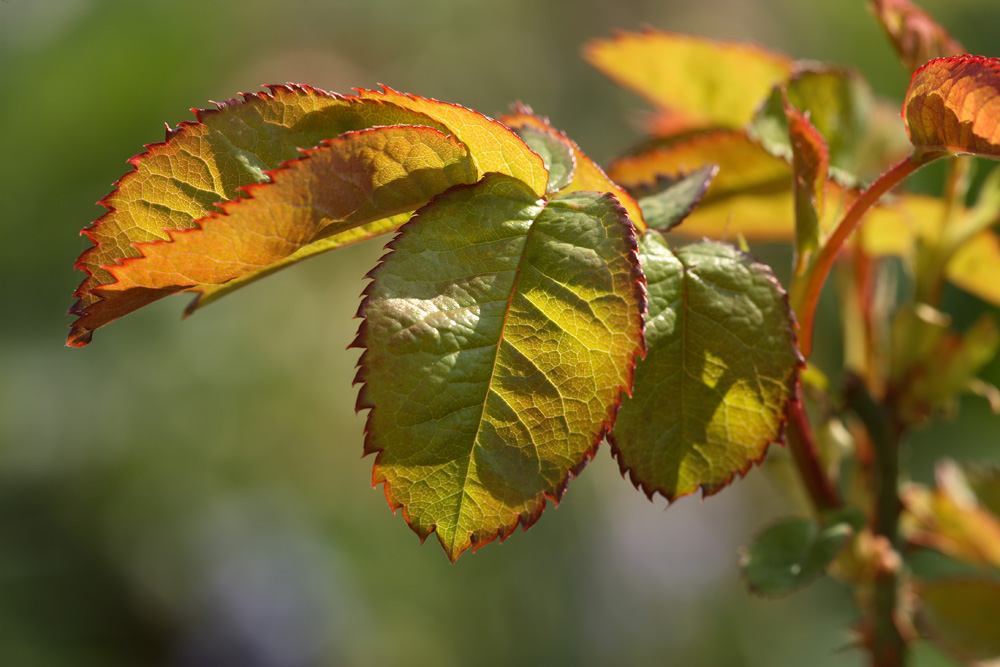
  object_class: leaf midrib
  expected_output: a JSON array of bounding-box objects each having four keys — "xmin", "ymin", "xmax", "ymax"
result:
[{"xmin": 448, "ymin": 202, "xmax": 545, "ymax": 555}]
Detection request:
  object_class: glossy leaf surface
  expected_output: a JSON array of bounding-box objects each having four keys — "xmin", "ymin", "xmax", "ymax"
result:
[
  {"xmin": 917, "ymin": 579, "xmax": 1000, "ymax": 662},
  {"xmin": 904, "ymin": 55, "xmax": 1000, "ymax": 159},
  {"xmin": 355, "ymin": 174, "xmax": 644, "ymax": 560},
  {"xmin": 609, "ymin": 237, "xmax": 800, "ymax": 501},
  {"xmin": 740, "ymin": 516, "xmax": 852, "ymax": 597},
  {"xmin": 584, "ymin": 30, "xmax": 793, "ymax": 133}
]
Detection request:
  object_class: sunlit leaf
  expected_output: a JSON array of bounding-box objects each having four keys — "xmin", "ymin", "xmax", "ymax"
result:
[
  {"xmin": 184, "ymin": 213, "xmax": 412, "ymax": 314},
  {"xmin": 609, "ymin": 236, "xmax": 800, "ymax": 501},
  {"xmin": 869, "ymin": 0, "xmax": 966, "ymax": 72},
  {"xmin": 500, "ymin": 106, "xmax": 646, "ymax": 228},
  {"xmin": 609, "ymin": 131, "xmax": 799, "ymax": 241},
  {"xmin": 354, "ymin": 173, "xmax": 645, "ymax": 560},
  {"xmin": 904, "ymin": 55, "xmax": 1000, "ymax": 159},
  {"xmin": 740, "ymin": 516, "xmax": 853, "ymax": 597},
  {"xmin": 69, "ymin": 85, "xmax": 547, "ymax": 345},
  {"xmin": 917, "ymin": 578, "xmax": 1000, "ymax": 662},
  {"xmin": 635, "ymin": 165, "xmax": 717, "ymax": 232},
  {"xmin": 69, "ymin": 125, "xmax": 479, "ymax": 344},
  {"xmin": 357, "ymin": 87, "xmax": 548, "ymax": 196},
  {"xmin": 584, "ymin": 30, "xmax": 794, "ymax": 133}
]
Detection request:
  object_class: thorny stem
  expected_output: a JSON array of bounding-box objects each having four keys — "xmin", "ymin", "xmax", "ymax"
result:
[
  {"xmin": 795, "ymin": 153, "xmax": 937, "ymax": 358},
  {"xmin": 846, "ymin": 376, "xmax": 907, "ymax": 667},
  {"xmin": 785, "ymin": 384, "xmax": 840, "ymax": 512}
]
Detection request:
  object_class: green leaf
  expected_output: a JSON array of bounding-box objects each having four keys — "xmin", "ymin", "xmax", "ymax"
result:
[
  {"xmin": 354, "ymin": 173, "xmax": 645, "ymax": 561},
  {"xmin": 609, "ymin": 236, "xmax": 801, "ymax": 501},
  {"xmin": 513, "ymin": 125, "xmax": 576, "ymax": 193},
  {"xmin": 69, "ymin": 85, "xmax": 546, "ymax": 346},
  {"xmin": 917, "ymin": 578, "xmax": 1000, "ymax": 662},
  {"xmin": 635, "ymin": 164, "xmax": 717, "ymax": 232},
  {"xmin": 740, "ymin": 516, "xmax": 853, "ymax": 597},
  {"xmin": 904, "ymin": 55, "xmax": 1000, "ymax": 159}
]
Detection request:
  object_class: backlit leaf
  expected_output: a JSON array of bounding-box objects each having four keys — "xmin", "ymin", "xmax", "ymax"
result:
[
  {"xmin": 184, "ymin": 213, "xmax": 412, "ymax": 314},
  {"xmin": 609, "ymin": 236, "xmax": 801, "ymax": 501},
  {"xmin": 917, "ymin": 578, "xmax": 1000, "ymax": 662},
  {"xmin": 584, "ymin": 30, "xmax": 794, "ymax": 133},
  {"xmin": 354, "ymin": 173, "xmax": 645, "ymax": 560},
  {"xmin": 904, "ymin": 55, "xmax": 1000, "ymax": 159},
  {"xmin": 740, "ymin": 516, "xmax": 853, "ymax": 597},
  {"xmin": 869, "ymin": 0, "xmax": 966, "ymax": 72},
  {"xmin": 635, "ymin": 165, "xmax": 717, "ymax": 232},
  {"xmin": 500, "ymin": 106, "xmax": 646, "ymax": 229},
  {"xmin": 609, "ymin": 131, "xmax": 799, "ymax": 241},
  {"xmin": 356, "ymin": 87, "xmax": 548, "ymax": 196},
  {"xmin": 69, "ymin": 125, "xmax": 479, "ymax": 344}
]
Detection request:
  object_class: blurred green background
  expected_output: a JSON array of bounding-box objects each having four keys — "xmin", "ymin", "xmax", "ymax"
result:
[{"xmin": 1, "ymin": 0, "xmax": 998, "ymax": 665}]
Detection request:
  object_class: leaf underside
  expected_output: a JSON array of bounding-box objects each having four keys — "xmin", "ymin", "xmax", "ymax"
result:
[
  {"xmin": 869, "ymin": 0, "xmax": 966, "ymax": 73},
  {"xmin": 354, "ymin": 173, "xmax": 645, "ymax": 560},
  {"xmin": 609, "ymin": 236, "xmax": 801, "ymax": 502},
  {"xmin": 68, "ymin": 85, "xmax": 546, "ymax": 345}
]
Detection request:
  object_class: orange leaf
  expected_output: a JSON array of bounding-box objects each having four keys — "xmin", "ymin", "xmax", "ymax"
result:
[
  {"xmin": 69, "ymin": 125, "xmax": 477, "ymax": 345},
  {"xmin": 904, "ymin": 55, "xmax": 1000, "ymax": 159}
]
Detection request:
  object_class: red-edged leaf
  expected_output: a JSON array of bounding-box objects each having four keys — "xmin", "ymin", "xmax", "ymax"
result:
[
  {"xmin": 354, "ymin": 173, "xmax": 645, "ymax": 560},
  {"xmin": 904, "ymin": 55, "xmax": 1000, "ymax": 159},
  {"xmin": 786, "ymin": 98, "xmax": 830, "ymax": 261},
  {"xmin": 69, "ymin": 85, "xmax": 547, "ymax": 346},
  {"xmin": 70, "ymin": 124, "xmax": 478, "ymax": 344},
  {"xmin": 499, "ymin": 105, "xmax": 647, "ymax": 229},
  {"xmin": 584, "ymin": 30, "xmax": 794, "ymax": 134},
  {"xmin": 869, "ymin": 0, "xmax": 965, "ymax": 72},
  {"xmin": 609, "ymin": 236, "xmax": 801, "ymax": 502},
  {"xmin": 355, "ymin": 87, "xmax": 548, "ymax": 196}
]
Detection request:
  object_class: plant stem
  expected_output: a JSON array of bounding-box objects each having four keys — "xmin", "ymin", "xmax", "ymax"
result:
[
  {"xmin": 845, "ymin": 375, "xmax": 906, "ymax": 667},
  {"xmin": 786, "ymin": 385, "xmax": 840, "ymax": 512},
  {"xmin": 795, "ymin": 154, "xmax": 935, "ymax": 358}
]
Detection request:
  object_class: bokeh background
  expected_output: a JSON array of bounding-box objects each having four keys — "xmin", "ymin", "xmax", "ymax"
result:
[{"xmin": 2, "ymin": 0, "xmax": 998, "ymax": 665}]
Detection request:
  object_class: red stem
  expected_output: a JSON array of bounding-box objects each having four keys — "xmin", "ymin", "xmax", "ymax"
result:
[
  {"xmin": 796, "ymin": 154, "xmax": 931, "ymax": 358},
  {"xmin": 785, "ymin": 384, "xmax": 840, "ymax": 512}
]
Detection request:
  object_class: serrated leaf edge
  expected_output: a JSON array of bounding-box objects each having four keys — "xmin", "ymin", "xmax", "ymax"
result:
[{"xmin": 349, "ymin": 179, "xmax": 647, "ymax": 560}]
